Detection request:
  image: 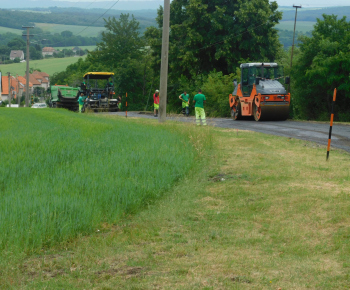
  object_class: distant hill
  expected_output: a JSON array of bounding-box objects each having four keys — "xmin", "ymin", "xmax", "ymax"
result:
[
  {"xmin": 279, "ymin": 6, "xmax": 350, "ymax": 22},
  {"xmin": 1, "ymin": 0, "xmax": 163, "ymax": 10},
  {"xmin": 0, "ymin": 7, "xmax": 157, "ymax": 33}
]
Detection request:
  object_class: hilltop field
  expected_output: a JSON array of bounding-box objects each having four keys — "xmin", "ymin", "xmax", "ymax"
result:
[
  {"xmin": 0, "ymin": 109, "xmax": 349, "ymax": 288},
  {"xmin": 0, "ymin": 56, "xmax": 87, "ymax": 76}
]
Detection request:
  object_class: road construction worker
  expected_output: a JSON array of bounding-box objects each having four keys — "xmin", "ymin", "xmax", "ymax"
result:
[
  {"xmin": 78, "ymin": 93, "xmax": 86, "ymax": 113},
  {"xmin": 117, "ymin": 95, "xmax": 122, "ymax": 111},
  {"xmin": 153, "ymin": 89, "xmax": 159, "ymax": 117},
  {"xmin": 193, "ymin": 89, "xmax": 207, "ymax": 126},
  {"xmin": 179, "ymin": 90, "xmax": 190, "ymax": 116}
]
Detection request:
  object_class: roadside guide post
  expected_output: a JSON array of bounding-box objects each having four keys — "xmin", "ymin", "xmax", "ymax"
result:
[{"xmin": 326, "ymin": 88, "xmax": 337, "ymax": 161}]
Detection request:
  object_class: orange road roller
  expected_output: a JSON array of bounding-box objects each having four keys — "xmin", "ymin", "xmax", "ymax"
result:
[{"xmin": 229, "ymin": 63, "xmax": 290, "ymax": 121}]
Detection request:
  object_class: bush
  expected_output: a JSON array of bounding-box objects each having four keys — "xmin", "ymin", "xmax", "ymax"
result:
[{"xmin": 168, "ymin": 70, "xmax": 240, "ymax": 117}]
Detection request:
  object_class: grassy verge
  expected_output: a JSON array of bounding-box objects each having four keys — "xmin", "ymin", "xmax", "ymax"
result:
[
  {"xmin": 0, "ymin": 56, "xmax": 86, "ymax": 76},
  {"xmin": 1, "ymin": 116, "xmax": 350, "ymax": 289}
]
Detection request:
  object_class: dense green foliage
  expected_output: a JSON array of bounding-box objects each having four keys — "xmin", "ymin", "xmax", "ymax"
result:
[
  {"xmin": 277, "ymin": 29, "xmax": 312, "ymax": 49},
  {"xmin": 146, "ymin": 0, "xmax": 282, "ymax": 78},
  {"xmin": 0, "ymin": 109, "xmax": 196, "ymax": 252},
  {"xmin": 292, "ymin": 14, "xmax": 350, "ymax": 121}
]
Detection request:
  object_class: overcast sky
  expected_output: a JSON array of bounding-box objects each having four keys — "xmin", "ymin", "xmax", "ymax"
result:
[{"xmin": 59, "ymin": 0, "xmax": 350, "ymax": 7}]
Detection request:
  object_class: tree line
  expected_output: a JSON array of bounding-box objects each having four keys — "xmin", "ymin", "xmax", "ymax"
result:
[
  {"xmin": 51, "ymin": 0, "xmax": 350, "ymax": 121},
  {"xmin": 0, "ymin": 28, "xmax": 100, "ymax": 63},
  {"xmin": 0, "ymin": 8, "xmax": 156, "ymax": 34}
]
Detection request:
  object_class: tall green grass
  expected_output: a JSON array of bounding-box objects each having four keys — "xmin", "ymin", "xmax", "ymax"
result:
[{"xmin": 0, "ymin": 109, "xmax": 196, "ymax": 252}]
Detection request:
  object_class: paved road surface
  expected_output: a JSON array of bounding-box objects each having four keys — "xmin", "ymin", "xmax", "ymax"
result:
[{"xmin": 112, "ymin": 112, "xmax": 350, "ymax": 153}]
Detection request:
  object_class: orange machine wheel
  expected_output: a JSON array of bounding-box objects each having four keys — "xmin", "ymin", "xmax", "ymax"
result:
[
  {"xmin": 231, "ymin": 100, "xmax": 242, "ymax": 120},
  {"xmin": 253, "ymin": 103, "xmax": 262, "ymax": 121}
]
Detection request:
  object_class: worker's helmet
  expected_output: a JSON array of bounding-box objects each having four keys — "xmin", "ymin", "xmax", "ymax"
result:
[{"xmin": 155, "ymin": 89, "xmax": 159, "ymax": 93}]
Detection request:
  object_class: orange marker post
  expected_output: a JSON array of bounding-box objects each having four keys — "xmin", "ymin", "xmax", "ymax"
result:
[
  {"xmin": 125, "ymin": 92, "xmax": 128, "ymax": 118},
  {"xmin": 326, "ymin": 88, "xmax": 337, "ymax": 161}
]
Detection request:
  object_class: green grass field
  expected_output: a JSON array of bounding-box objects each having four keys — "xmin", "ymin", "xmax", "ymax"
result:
[
  {"xmin": 0, "ymin": 56, "xmax": 86, "ymax": 76},
  {"xmin": 1, "ymin": 112, "xmax": 349, "ymax": 288},
  {"xmin": 34, "ymin": 23, "xmax": 105, "ymax": 37},
  {"xmin": 276, "ymin": 21, "xmax": 316, "ymax": 32},
  {"xmin": 54, "ymin": 45, "xmax": 97, "ymax": 51},
  {"xmin": 0, "ymin": 26, "xmax": 22, "ymax": 35},
  {"xmin": 0, "ymin": 109, "xmax": 196, "ymax": 253}
]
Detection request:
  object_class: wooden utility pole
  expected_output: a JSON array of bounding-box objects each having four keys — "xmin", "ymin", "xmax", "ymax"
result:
[
  {"xmin": 17, "ymin": 74, "xmax": 20, "ymax": 106},
  {"xmin": 22, "ymin": 26, "xmax": 34, "ymax": 107},
  {"xmin": 8, "ymin": 72, "xmax": 11, "ymax": 107},
  {"xmin": 289, "ymin": 5, "xmax": 302, "ymax": 92},
  {"xmin": 158, "ymin": 0, "xmax": 170, "ymax": 123}
]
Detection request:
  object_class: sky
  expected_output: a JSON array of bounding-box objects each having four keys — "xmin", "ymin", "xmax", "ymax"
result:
[
  {"xmin": 56, "ymin": 0, "xmax": 350, "ymax": 7},
  {"xmin": 3, "ymin": 0, "xmax": 350, "ymax": 10}
]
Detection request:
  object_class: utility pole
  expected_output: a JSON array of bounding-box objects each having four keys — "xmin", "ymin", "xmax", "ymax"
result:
[
  {"xmin": 8, "ymin": 72, "xmax": 11, "ymax": 107},
  {"xmin": 17, "ymin": 74, "xmax": 20, "ymax": 106},
  {"xmin": 158, "ymin": 0, "xmax": 170, "ymax": 123},
  {"xmin": 22, "ymin": 26, "xmax": 34, "ymax": 107},
  {"xmin": 289, "ymin": 4, "xmax": 302, "ymax": 92}
]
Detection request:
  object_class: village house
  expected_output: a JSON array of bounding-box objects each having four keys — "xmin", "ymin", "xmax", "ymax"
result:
[
  {"xmin": 1, "ymin": 75, "xmax": 27, "ymax": 101},
  {"xmin": 32, "ymin": 71, "xmax": 50, "ymax": 90},
  {"xmin": 42, "ymin": 47, "xmax": 56, "ymax": 57},
  {"xmin": 9, "ymin": 50, "xmax": 24, "ymax": 61}
]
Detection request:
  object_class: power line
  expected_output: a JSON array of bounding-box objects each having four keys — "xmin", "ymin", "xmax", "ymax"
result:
[{"xmin": 75, "ymin": 0, "xmax": 121, "ymax": 36}]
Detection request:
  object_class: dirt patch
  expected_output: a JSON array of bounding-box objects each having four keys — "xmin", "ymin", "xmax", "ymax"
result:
[{"xmin": 96, "ymin": 266, "xmax": 144, "ymax": 279}]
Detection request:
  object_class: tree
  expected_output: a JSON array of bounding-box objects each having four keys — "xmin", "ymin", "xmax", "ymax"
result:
[
  {"xmin": 61, "ymin": 30, "xmax": 73, "ymax": 38},
  {"xmin": 292, "ymin": 14, "xmax": 350, "ymax": 121},
  {"xmin": 89, "ymin": 14, "xmax": 145, "ymax": 67},
  {"xmin": 146, "ymin": 0, "xmax": 282, "ymax": 79},
  {"xmin": 13, "ymin": 57, "xmax": 20, "ymax": 63},
  {"xmin": 7, "ymin": 38, "xmax": 25, "ymax": 50}
]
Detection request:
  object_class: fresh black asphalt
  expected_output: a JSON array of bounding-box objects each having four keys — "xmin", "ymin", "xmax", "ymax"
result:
[{"xmin": 112, "ymin": 112, "xmax": 350, "ymax": 154}]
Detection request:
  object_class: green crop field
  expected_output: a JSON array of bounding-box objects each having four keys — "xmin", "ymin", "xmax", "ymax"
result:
[
  {"xmin": 0, "ymin": 56, "xmax": 86, "ymax": 76},
  {"xmin": 34, "ymin": 23, "xmax": 105, "ymax": 37},
  {"xmin": 0, "ymin": 109, "xmax": 196, "ymax": 253},
  {"xmin": 276, "ymin": 21, "xmax": 316, "ymax": 32},
  {"xmin": 0, "ymin": 26, "xmax": 22, "ymax": 35},
  {"xmin": 54, "ymin": 45, "xmax": 97, "ymax": 51}
]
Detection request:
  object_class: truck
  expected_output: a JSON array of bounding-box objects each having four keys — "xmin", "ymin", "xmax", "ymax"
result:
[
  {"xmin": 50, "ymin": 85, "xmax": 80, "ymax": 110},
  {"xmin": 229, "ymin": 63, "xmax": 290, "ymax": 121}
]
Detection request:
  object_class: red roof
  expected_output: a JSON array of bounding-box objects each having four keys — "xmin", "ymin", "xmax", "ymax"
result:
[
  {"xmin": 42, "ymin": 47, "xmax": 55, "ymax": 52},
  {"xmin": 27, "ymin": 74, "xmax": 41, "ymax": 85},
  {"xmin": 33, "ymin": 70, "xmax": 49, "ymax": 77},
  {"xmin": 1, "ymin": 76, "xmax": 26, "ymax": 95},
  {"xmin": 18, "ymin": 76, "xmax": 33, "ymax": 90}
]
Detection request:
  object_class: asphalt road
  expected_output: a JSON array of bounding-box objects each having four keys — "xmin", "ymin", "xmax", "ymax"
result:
[{"xmin": 112, "ymin": 112, "xmax": 350, "ymax": 153}]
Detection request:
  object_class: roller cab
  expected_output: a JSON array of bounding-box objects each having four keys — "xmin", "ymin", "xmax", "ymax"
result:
[{"xmin": 229, "ymin": 63, "xmax": 290, "ymax": 121}]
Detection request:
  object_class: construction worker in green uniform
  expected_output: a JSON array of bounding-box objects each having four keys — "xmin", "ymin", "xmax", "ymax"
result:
[
  {"xmin": 193, "ymin": 89, "xmax": 207, "ymax": 126},
  {"xmin": 78, "ymin": 93, "xmax": 86, "ymax": 113},
  {"xmin": 179, "ymin": 90, "xmax": 190, "ymax": 116}
]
